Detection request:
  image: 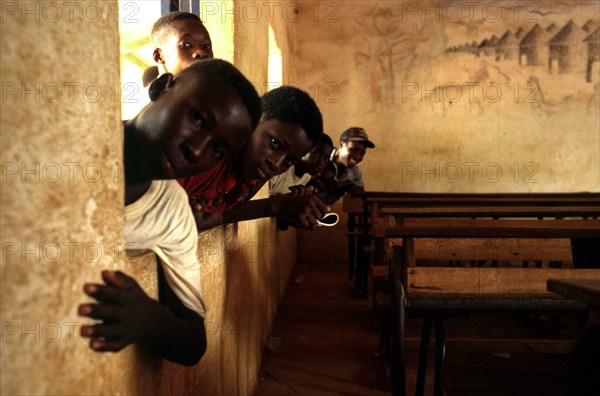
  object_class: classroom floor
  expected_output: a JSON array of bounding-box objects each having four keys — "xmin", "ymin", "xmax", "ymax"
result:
[{"xmin": 254, "ymin": 261, "xmax": 579, "ymax": 396}]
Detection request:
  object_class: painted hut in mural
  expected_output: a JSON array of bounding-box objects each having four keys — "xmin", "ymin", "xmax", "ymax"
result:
[
  {"xmin": 477, "ymin": 35, "xmax": 498, "ymax": 56},
  {"xmin": 495, "ymin": 28, "xmax": 524, "ymax": 61},
  {"xmin": 519, "ymin": 23, "xmax": 558, "ymax": 66},
  {"xmin": 478, "ymin": 34, "xmax": 498, "ymax": 57},
  {"xmin": 548, "ymin": 20, "xmax": 588, "ymax": 74},
  {"xmin": 584, "ymin": 28, "xmax": 600, "ymax": 82}
]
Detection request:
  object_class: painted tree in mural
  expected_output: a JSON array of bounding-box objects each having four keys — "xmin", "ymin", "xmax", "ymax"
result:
[{"xmin": 354, "ymin": 5, "xmax": 431, "ymax": 106}]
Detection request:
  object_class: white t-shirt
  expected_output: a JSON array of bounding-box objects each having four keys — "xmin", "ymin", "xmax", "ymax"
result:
[
  {"xmin": 268, "ymin": 166, "xmax": 311, "ymax": 197},
  {"xmin": 124, "ymin": 179, "xmax": 206, "ymax": 317}
]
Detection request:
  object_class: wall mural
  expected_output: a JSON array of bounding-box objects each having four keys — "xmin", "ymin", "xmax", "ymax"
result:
[{"xmin": 354, "ymin": 2, "xmax": 599, "ymax": 118}]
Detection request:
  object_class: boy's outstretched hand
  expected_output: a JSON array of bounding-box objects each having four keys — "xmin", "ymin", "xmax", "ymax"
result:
[
  {"xmin": 79, "ymin": 270, "xmax": 160, "ymax": 352},
  {"xmin": 79, "ymin": 270, "xmax": 207, "ymax": 366},
  {"xmin": 273, "ymin": 188, "xmax": 330, "ymax": 229}
]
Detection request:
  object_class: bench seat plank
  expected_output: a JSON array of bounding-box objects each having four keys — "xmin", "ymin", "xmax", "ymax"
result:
[{"xmin": 407, "ymin": 268, "xmax": 600, "ymax": 295}]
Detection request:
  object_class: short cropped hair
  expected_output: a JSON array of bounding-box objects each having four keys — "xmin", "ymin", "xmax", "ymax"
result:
[
  {"xmin": 177, "ymin": 59, "xmax": 262, "ymax": 131},
  {"xmin": 261, "ymin": 86, "xmax": 323, "ymax": 145},
  {"xmin": 151, "ymin": 11, "xmax": 203, "ymax": 46},
  {"xmin": 319, "ymin": 133, "xmax": 333, "ymax": 148}
]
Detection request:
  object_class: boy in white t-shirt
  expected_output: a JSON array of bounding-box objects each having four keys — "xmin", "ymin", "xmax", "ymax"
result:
[{"xmin": 77, "ymin": 59, "xmax": 262, "ymax": 366}]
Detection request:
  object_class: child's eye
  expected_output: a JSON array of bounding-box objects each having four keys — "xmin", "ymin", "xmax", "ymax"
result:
[
  {"xmin": 179, "ymin": 42, "xmax": 192, "ymax": 49},
  {"xmin": 189, "ymin": 108, "xmax": 203, "ymax": 126},
  {"xmin": 203, "ymin": 43, "xmax": 212, "ymax": 51},
  {"xmin": 270, "ymin": 137, "xmax": 281, "ymax": 150}
]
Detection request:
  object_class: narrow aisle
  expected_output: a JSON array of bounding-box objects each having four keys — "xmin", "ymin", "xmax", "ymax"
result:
[{"xmin": 254, "ymin": 261, "xmax": 391, "ymax": 396}]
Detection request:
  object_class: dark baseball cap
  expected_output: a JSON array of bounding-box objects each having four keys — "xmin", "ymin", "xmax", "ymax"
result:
[{"xmin": 340, "ymin": 127, "xmax": 375, "ymax": 148}]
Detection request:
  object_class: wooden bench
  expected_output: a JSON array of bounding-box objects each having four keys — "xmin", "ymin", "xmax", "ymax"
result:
[{"xmin": 383, "ymin": 216, "xmax": 600, "ymax": 396}]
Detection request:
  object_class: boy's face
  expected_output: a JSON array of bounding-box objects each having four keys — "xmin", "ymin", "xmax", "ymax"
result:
[
  {"xmin": 337, "ymin": 140, "xmax": 367, "ymax": 169},
  {"xmin": 135, "ymin": 73, "xmax": 251, "ymax": 180},
  {"xmin": 154, "ymin": 19, "xmax": 213, "ymax": 75},
  {"xmin": 242, "ymin": 119, "xmax": 314, "ymax": 180},
  {"xmin": 301, "ymin": 142, "xmax": 334, "ymax": 176}
]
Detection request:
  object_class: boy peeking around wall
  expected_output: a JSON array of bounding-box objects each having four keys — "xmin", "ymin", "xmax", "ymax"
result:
[
  {"xmin": 179, "ymin": 86, "xmax": 331, "ymax": 231},
  {"xmin": 78, "ymin": 59, "xmax": 262, "ymax": 366},
  {"xmin": 142, "ymin": 11, "xmax": 214, "ymax": 87}
]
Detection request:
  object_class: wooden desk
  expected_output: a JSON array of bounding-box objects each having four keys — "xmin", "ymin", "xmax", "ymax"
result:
[
  {"xmin": 388, "ymin": 218, "xmax": 599, "ymax": 396},
  {"xmin": 344, "ymin": 193, "xmax": 600, "ymax": 298}
]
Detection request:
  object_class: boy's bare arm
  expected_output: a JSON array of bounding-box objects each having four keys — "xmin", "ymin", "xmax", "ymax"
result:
[
  {"xmin": 193, "ymin": 193, "xmax": 329, "ymax": 231},
  {"xmin": 79, "ymin": 270, "xmax": 206, "ymax": 366}
]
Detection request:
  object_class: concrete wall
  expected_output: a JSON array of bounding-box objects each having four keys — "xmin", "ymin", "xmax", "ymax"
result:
[{"xmin": 1, "ymin": 1, "xmax": 295, "ymax": 394}]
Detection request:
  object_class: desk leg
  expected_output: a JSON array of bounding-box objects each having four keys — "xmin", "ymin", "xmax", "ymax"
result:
[
  {"xmin": 434, "ymin": 318, "xmax": 446, "ymax": 396},
  {"xmin": 348, "ymin": 235, "xmax": 356, "ymax": 280},
  {"xmin": 392, "ymin": 281, "xmax": 407, "ymax": 396},
  {"xmin": 356, "ymin": 234, "xmax": 369, "ymax": 299},
  {"xmin": 416, "ymin": 318, "xmax": 433, "ymax": 396},
  {"xmin": 348, "ymin": 214, "xmax": 356, "ymax": 280},
  {"xmin": 570, "ymin": 307, "xmax": 600, "ymax": 396}
]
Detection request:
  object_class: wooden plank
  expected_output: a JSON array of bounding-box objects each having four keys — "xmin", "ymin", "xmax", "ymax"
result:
[
  {"xmin": 379, "ymin": 205, "xmax": 600, "ymax": 217},
  {"xmin": 364, "ymin": 191, "xmax": 600, "ymax": 201},
  {"xmin": 408, "ymin": 267, "xmax": 479, "ymax": 294},
  {"xmin": 406, "ymin": 268, "xmax": 600, "ymax": 295},
  {"xmin": 372, "ymin": 197, "xmax": 600, "ymax": 206},
  {"xmin": 386, "ymin": 219, "xmax": 600, "ymax": 238},
  {"xmin": 404, "ymin": 294, "xmax": 588, "ymax": 311},
  {"xmin": 414, "ymin": 238, "xmax": 573, "ymax": 262}
]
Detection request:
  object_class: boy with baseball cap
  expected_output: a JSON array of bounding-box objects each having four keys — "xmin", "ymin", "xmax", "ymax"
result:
[{"xmin": 327, "ymin": 127, "xmax": 375, "ymax": 199}]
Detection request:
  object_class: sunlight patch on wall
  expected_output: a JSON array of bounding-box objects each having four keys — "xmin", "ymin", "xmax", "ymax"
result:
[
  {"xmin": 118, "ymin": 0, "xmax": 161, "ymax": 120},
  {"xmin": 201, "ymin": 0, "xmax": 234, "ymax": 63},
  {"xmin": 268, "ymin": 24, "xmax": 282, "ymax": 89}
]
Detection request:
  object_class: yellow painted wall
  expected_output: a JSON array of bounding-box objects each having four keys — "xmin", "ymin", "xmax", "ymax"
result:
[
  {"xmin": 1, "ymin": 1, "xmax": 295, "ymax": 394},
  {"xmin": 295, "ymin": 0, "xmax": 600, "ymax": 263},
  {"xmin": 287, "ymin": 0, "xmax": 599, "ymax": 194}
]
